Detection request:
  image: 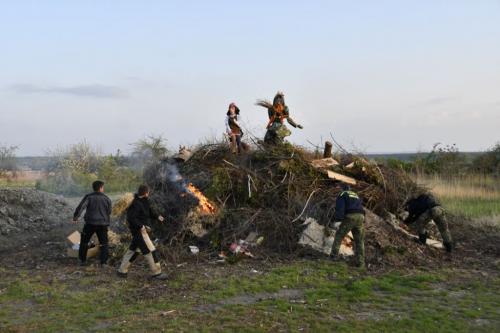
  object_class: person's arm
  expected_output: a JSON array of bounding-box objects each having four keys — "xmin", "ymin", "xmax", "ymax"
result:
[
  {"xmin": 149, "ymin": 203, "xmax": 164, "ymax": 222},
  {"xmin": 225, "ymin": 116, "xmax": 231, "ymax": 134},
  {"xmin": 403, "ymin": 199, "xmax": 416, "ymax": 224},
  {"xmin": 333, "ymin": 194, "xmax": 346, "ymax": 221},
  {"xmin": 284, "ymin": 107, "xmax": 303, "ymax": 129},
  {"xmin": 106, "ymin": 196, "xmax": 112, "ymax": 221},
  {"xmin": 232, "ymin": 118, "xmax": 241, "ymax": 129},
  {"xmin": 73, "ymin": 195, "xmax": 89, "ymax": 222}
]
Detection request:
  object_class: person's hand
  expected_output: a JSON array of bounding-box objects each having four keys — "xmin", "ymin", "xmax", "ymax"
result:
[
  {"xmin": 71, "ymin": 219, "xmax": 78, "ymax": 224},
  {"xmin": 158, "ymin": 215, "xmax": 165, "ymax": 222},
  {"xmin": 332, "ymin": 222, "xmax": 342, "ymax": 230},
  {"xmin": 145, "ymin": 226, "xmax": 152, "ymax": 233}
]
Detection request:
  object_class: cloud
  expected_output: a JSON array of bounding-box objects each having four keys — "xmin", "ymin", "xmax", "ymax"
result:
[{"xmin": 9, "ymin": 83, "xmax": 128, "ymax": 99}]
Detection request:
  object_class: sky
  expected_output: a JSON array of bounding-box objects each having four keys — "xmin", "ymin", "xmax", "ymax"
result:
[{"xmin": 1, "ymin": 0, "xmax": 499, "ymax": 156}]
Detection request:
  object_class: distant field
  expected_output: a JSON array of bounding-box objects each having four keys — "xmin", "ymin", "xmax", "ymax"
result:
[
  {"xmin": 415, "ymin": 174, "xmax": 500, "ymax": 221},
  {"xmin": 0, "ymin": 171, "xmax": 44, "ymax": 189}
]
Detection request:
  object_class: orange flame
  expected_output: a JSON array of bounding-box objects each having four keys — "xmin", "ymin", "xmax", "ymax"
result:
[{"xmin": 186, "ymin": 183, "xmax": 216, "ymax": 215}]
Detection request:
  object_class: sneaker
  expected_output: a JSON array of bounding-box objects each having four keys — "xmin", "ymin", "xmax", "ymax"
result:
[
  {"xmin": 116, "ymin": 271, "xmax": 128, "ymax": 278},
  {"xmin": 151, "ymin": 273, "xmax": 168, "ymax": 280}
]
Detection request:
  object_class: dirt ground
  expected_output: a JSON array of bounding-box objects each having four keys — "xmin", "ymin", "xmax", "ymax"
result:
[
  {"xmin": 0, "ymin": 206, "xmax": 498, "ymax": 297},
  {"xmin": 0, "ymin": 190, "xmax": 499, "ymax": 332}
]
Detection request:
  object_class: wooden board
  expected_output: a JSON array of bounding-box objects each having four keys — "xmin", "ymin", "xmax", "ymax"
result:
[
  {"xmin": 311, "ymin": 157, "xmax": 340, "ymax": 169},
  {"xmin": 326, "ymin": 170, "xmax": 357, "ymax": 185}
]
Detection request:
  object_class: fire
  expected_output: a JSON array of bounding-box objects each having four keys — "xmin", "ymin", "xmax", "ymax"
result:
[{"xmin": 186, "ymin": 183, "xmax": 216, "ymax": 214}]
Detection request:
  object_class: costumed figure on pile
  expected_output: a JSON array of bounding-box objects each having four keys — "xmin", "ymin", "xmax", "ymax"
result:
[
  {"xmin": 256, "ymin": 91, "xmax": 303, "ymax": 145},
  {"xmin": 225, "ymin": 102, "xmax": 243, "ymax": 154}
]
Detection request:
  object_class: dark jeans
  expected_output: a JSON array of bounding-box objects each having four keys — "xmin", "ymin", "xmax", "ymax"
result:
[
  {"xmin": 79, "ymin": 224, "xmax": 109, "ymax": 264},
  {"xmin": 129, "ymin": 228, "xmax": 152, "ymax": 255}
]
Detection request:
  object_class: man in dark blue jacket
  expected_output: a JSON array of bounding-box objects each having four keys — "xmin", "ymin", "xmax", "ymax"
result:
[
  {"xmin": 72, "ymin": 180, "xmax": 112, "ymax": 266},
  {"xmin": 117, "ymin": 184, "xmax": 167, "ymax": 280},
  {"xmin": 331, "ymin": 184, "xmax": 365, "ymax": 268}
]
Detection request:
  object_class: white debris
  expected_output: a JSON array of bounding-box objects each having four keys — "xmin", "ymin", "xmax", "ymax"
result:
[{"xmin": 298, "ymin": 218, "xmax": 354, "ymax": 256}]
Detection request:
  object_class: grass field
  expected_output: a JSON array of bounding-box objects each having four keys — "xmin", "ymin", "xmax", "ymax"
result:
[
  {"xmin": 1, "ymin": 261, "xmax": 499, "ymax": 332},
  {"xmin": 414, "ymin": 174, "xmax": 500, "ymax": 220},
  {"xmin": 2, "ymin": 172, "xmax": 499, "ymax": 332},
  {"xmin": 0, "ymin": 178, "xmax": 37, "ymax": 188}
]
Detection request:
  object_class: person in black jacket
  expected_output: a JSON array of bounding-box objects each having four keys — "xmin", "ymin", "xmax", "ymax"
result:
[
  {"xmin": 404, "ymin": 192, "xmax": 453, "ymax": 252},
  {"xmin": 117, "ymin": 184, "xmax": 168, "ymax": 280},
  {"xmin": 330, "ymin": 184, "xmax": 366, "ymax": 268},
  {"xmin": 72, "ymin": 180, "xmax": 112, "ymax": 266}
]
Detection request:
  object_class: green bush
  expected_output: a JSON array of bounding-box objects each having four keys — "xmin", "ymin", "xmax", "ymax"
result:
[{"xmin": 471, "ymin": 142, "xmax": 500, "ymax": 176}]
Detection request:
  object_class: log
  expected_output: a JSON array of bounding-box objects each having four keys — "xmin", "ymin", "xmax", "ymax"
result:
[{"xmin": 323, "ymin": 141, "xmax": 333, "ymax": 158}]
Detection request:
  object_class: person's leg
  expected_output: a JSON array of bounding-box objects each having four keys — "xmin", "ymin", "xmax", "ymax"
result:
[
  {"xmin": 95, "ymin": 226, "xmax": 109, "ymax": 265},
  {"xmin": 140, "ymin": 228, "xmax": 163, "ymax": 276},
  {"xmin": 412, "ymin": 209, "xmax": 433, "ymax": 244},
  {"xmin": 230, "ymin": 134, "xmax": 237, "ymax": 153},
  {"xmin": 331, "ymin": 217, "xmax": 354, "ymax": 257},
  {"xmin": 236, "ymin": 135, "xmax": 242, "ymax": 154},
  {"xmin": 351, "ymin": 215, "xmax": 365, "ymax": 268},
  {"xmin": 78, "ymin": 224, "xmax": 94, "ymax": 264},
  {"xmin": 431, "ymin": 206, "xmax": 453, "ymax": 251},
  {"xmin": 118, "ymin": 234, "xmax": 141, "ymax": 275}
]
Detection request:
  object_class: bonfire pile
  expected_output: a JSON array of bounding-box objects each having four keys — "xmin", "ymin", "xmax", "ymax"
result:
[{"xmin": 133, "ymin": 140, "xmax": 440, "ymax": 267}]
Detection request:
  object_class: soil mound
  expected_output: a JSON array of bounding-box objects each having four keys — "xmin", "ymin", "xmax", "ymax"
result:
[{"xmin": 0, "ymin": 189, "xmax": 72, "ymax": 236}]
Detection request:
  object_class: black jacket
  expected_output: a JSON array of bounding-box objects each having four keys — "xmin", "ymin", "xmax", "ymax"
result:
[
  {"xmin": 73, "ymin": 192, "xmax": 112, "ymax": 226},
  {"xmin": 404, "ymin": 194, "xmax": 440, "ymax": 224},
  {"xmin": 334, "ymin": 190, "xmax": 364, "ymax": 220},
  {"xmin": 126, "ymin": 194, "xmax": 159, "ymax": 231}
]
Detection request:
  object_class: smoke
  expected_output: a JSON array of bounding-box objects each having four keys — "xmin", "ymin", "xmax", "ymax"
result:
[{"xmin": 156, "ymin": 160, "xmax": 198, "ymax": 199}]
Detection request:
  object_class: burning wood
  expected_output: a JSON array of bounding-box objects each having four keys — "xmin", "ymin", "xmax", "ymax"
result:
[{"xmin": 186, "ymin": 183, "xmax": 216, "ymax": 215}]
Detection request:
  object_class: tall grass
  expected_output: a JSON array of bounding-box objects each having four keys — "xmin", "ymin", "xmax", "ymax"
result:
[{"xmin": 414, "ymin": 174, "xmax": 500, "ymax": 220}]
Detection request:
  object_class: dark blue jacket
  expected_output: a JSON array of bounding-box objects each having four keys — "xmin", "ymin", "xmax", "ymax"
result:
[{"xmin": 334, "ymin": 190, "xmax": 364, "ymax": 220}]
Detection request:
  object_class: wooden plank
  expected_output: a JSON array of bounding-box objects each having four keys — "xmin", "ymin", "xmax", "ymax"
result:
[
  {"xmin": 311, "ymin": 157, "xmax": 339, "ymax": 169},
  {"xmin": 326, "ymin": 170, "xmax": 357, "ymax": 185}
]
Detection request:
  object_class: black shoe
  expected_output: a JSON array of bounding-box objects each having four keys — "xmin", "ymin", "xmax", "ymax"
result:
[
  {"xmin": 116, "ymin": 271, "xmax": 128, "ymax": 278},
  {"xmin": 151, "ymin": 273, "xmax": 168, "ymax": 280},
  {"xmin": 329, "ymin": 254, "xmax": 340, "ymax": 262},
  {"xmin": 418, "ymin": 233, "xmax": 427, "ymax": 245},
  {"xmin": 357, "ymin": 263, "xmax": 366, "ymax": 270},
  {"xmin": 79, "ymin": 261, "xmax": 89, "ymax": 267},
  {"xmin": 444, "ymin": 242, "xmax": 453, "ymax": 253}
]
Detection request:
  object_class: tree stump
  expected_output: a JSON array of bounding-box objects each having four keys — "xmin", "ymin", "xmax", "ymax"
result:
[{"xmin": 323, "ymin": 141, "xmax": 333, "ymax": 158}]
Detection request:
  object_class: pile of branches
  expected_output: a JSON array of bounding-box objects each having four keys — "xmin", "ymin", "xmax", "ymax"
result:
[{"xmin": 144, "ymin": 141, "xmax": 423, "ymax": 256}]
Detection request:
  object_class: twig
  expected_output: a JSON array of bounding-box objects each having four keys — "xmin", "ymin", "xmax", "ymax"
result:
[
  {"xmin": 291, "ymin": 189, "xmax": 318, "ymax": 223},
  {"xmin": 329, "ymin": 132, "xmax": 349, "ymax": 154}
]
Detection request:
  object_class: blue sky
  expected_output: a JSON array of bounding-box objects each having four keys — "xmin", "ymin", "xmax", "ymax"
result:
[{"xmin": 1, "ymin": 1, "xmax": 499, "ymax": 155}]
